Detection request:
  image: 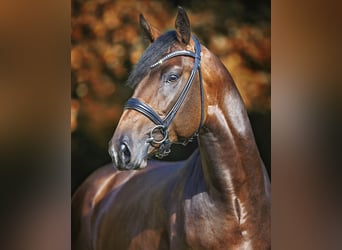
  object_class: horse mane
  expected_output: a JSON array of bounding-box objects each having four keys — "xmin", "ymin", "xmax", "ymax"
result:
[{"xmin": 127, "ymin": 30, "xmax": 178, "ymax": 88}]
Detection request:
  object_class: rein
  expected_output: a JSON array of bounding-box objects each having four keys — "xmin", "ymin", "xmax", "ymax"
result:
[{"xmin": 124, "ymin": 35, "xmax": 204, "ymax": 158}]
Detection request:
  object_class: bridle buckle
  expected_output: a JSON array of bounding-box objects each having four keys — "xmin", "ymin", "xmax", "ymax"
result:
[
  {"xmin": 146, "ymin": 125, "xmax": 171, "ymax": 159},
  {"xmin": 147, "ymin": 125, "xmax": 169, "ymax": 145}
]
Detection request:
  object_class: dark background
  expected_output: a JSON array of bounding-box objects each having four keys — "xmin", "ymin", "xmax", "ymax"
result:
[{"xmin": 71, "ymin": 0, "xmax": 271, "ymax": 193}]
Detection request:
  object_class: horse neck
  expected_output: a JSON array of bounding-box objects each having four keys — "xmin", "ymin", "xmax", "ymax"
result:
[{"xmin": 198, "ymin": 47, "xmax": 270, "ymax": 223}]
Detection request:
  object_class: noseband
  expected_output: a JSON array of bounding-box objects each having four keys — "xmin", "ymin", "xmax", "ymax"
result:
[{"xmin": 124, "ymin": 35, "xmax": 204, "ymax": 158}]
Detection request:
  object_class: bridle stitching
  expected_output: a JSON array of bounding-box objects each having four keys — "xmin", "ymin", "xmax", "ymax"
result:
[{"xmin": 150, "ymin": 50, "xmax": 197, "ymax": 69}]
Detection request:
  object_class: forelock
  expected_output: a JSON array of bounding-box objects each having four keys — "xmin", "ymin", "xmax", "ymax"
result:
[{"xmin": 127, "ymin": 31, "xmax": 178, "ymax": 88}]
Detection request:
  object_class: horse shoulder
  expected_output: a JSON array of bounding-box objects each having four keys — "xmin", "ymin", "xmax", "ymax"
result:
[
  {"xmin": 71, "ymin": 164, "xmax": 125, "ymax": 250},
  {"xmin": 89, "ymin": 161, "xmax": 185, "ymax": 249}
]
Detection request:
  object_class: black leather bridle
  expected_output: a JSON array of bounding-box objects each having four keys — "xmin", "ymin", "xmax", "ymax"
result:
[{"xmin": 124, "ymin": 35, "xmax": 204, "ymax": 158}]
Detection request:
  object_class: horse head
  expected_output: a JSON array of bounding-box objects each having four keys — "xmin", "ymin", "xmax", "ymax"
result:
[{"xmin": 108, "ymin": 7, "xmax": 206, "ymax": 170}]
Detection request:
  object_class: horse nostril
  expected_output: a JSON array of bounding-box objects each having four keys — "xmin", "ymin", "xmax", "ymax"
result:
[{"xmin": 119, "ymin": 142, "xmax": 131, "ymax": 165}]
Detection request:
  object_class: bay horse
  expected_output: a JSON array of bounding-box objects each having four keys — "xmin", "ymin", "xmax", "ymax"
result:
[{"xmin": 72, "ymin": 7, "xmax": 270, "ymax": 250}]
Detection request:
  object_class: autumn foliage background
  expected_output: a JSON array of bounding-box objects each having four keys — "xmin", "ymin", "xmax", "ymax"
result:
[{"xmin": 71, "ymin": 0, "xmax": 270, "ymax": 192}]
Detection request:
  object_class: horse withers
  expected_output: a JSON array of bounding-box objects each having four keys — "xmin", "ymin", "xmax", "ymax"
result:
[{"xmin": 72, "ymin": 7, "xmax": 270, "ymax": 250}]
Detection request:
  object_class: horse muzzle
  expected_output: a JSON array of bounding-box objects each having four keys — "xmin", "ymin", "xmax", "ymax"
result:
[{"xmin": 108, "ymin": 135, "xmax": 148, "ymax": 170}]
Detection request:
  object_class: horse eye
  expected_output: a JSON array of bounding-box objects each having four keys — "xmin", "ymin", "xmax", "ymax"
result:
[{"xmin": 166, "ymin": 74, "xmax": 179, "ymax": 83}]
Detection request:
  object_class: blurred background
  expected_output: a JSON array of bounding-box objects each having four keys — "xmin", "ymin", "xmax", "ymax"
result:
[{"xmin": 71, "ymin": 0, "xmax": 270, "ymax": 193}]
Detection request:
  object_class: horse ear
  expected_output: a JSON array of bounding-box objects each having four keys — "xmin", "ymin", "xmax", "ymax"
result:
[
  {"xmin": 175, "ymin": 6, "xmax": 191, "ymax": 45},
  {"xmin": 139, "ymin": 14, "xmax": 161, "ymax": 43}
]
